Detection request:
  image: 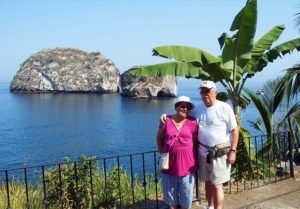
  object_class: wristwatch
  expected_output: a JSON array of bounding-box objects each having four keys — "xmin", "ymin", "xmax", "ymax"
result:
[{"xmin": 230, "ymin": 149, "xmax": 236, "ymax": 152}]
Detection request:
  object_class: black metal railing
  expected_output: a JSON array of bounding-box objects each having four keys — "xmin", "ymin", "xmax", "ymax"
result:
[
  {"xmin": 0, "ymin": 132, "xmax": 296, "ymax": 208},
  {"xmin": 225, "ymin": 132, "xmax": 295, "ymax": 194}
]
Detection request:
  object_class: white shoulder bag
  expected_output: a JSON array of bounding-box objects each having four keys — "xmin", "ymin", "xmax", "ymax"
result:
[{"xmin": 158, "ymin": 130, "xmax": 180, "ymax": 170}]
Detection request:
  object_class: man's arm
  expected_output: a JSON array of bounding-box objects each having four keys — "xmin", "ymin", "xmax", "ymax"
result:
[
  {"xmin": 227, "ymin": 127, "xmax": 239, "ymax": 164},
  {"xmin": 160, "ymin": 114, "xmax": 167, "ymax": 124}
]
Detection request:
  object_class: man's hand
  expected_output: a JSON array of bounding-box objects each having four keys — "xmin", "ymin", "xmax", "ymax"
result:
[
  {"xmin": 227, "ymin": 127, "xmax": 238, "ymax": 164},
  {"xmin": 160, "ymin": 114, "xmax": 167, "ymax": 124},
  {"xmin": 227, "ymin": 150, "xmax": 236, "ymax": 164}
]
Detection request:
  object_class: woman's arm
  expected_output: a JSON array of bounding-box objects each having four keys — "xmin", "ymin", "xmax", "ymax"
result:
[{"xmin": 156, "ymin": 127, "xmax": 164, "ymax": 153}]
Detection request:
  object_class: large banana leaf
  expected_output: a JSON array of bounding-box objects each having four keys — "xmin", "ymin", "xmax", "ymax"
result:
[
  {"xmin": 247, "ymin": 38, "xmax": 300, "ymax": 77},
  {"xmin": 130, "ymin": 62, "xmax": 210, "ymax": 79},
  {"xmin": 152, "ymin": 46, "xmax": 220, "ymax": 64},
  {"xmin": 252, "ymin": 25, "xmax": 285, "ymax": 58},
  {"xmin": 216, "ymin": 33, "xmax": 245, "ymax": 82},
  {"xmin": 230, "ymin": 0, "xmax": 257, "ymax": 67},
  {"xmin": 244, "ymin": 25, "xmax": 285, "ymax": 75},
  {"xmin": 220, "ymin": 34, "xmax": 236, "ymax": 67},
  {"xmin": 264, "ymin": 38, "xmax": 300, "ymax": 61},
  {"xmin": 130, "ymin": 61, "xmax": 232, "ymax": 81}
]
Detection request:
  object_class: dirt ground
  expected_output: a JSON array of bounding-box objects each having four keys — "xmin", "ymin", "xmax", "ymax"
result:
[
  {"xmin": 192, "ymin": 166, "xmax": 300, "ymax": 209},
  {"xmin": 223, "ymin": 178, "xmax": 300, "ymax": 209}
]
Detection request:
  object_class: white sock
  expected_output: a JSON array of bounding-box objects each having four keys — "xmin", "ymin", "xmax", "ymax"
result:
[{"xmin": 207, "ymin": 206, "xmax": 214, "ymax": 209}]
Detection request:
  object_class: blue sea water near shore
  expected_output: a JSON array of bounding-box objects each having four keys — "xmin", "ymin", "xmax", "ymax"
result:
[{"xmin": 0, "ymin": 79, "xmax": 261, "ymax": 170}]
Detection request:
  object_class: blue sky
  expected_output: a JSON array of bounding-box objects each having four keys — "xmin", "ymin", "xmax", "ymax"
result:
[{"xmin": 1, "ymin": 0, "xmax": 299, "ymax": 83}]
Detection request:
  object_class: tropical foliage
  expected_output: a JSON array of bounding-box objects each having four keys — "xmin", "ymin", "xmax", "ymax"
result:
[
  {"xmin": 0, "ymin": 156, "xmax": 162, "ymax": 209},
  {"xmin": 295, "ymin": 7, "xmax": 300, "ymax": 32},
  {"xmin": 131, "ymin": 0, "xmax": 300, "ymax": 179},
  {"xmin": 131, "ymin": 0, "xmax": 300, "ymax": 117},
  {"xmin": 244, "ymin": 77, "xmax": 300, "ymax": 159}
]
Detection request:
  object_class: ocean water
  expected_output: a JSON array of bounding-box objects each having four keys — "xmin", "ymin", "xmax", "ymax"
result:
[{"xmin": 0, "ymin": 79, "xmax": 261, "ymax": 169}]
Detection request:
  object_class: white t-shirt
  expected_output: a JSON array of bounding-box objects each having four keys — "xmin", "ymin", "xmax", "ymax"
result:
[{"xmin": 190, "ymin": 100, "xmax": 237, "ymax": 157}]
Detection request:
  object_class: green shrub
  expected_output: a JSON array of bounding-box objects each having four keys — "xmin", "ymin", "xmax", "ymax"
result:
[
  {"xmin": 0, "ymin": 156, "xmax": 162, "ymax": 209},
  {"xmin": 93, "ymin": 166, "xmax": 162, "ymax": 208},
  {"xmin": 43, "ymin": 156, "xmax": 98, "ymax": 208},
  {"xmin": 0, "ymin": 181, "xmax": 43, "ymax": 209}
]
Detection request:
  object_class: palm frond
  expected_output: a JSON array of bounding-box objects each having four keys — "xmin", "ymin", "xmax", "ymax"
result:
[
  {"xmin": 244, "ymin": 88, "xmax": 272, "ymax": 135},
  {"xmin": 278, "ymin": 102, "xmax": 300, "ymax": 126},
  {"xmin": 247, "ymin": 118, "xmax": 265, "ymax": 134}
]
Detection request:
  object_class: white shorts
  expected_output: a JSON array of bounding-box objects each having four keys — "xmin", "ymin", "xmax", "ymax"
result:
[{"xmin": 198, "ymin": 154, "xmax": 231, "ymax": 185}]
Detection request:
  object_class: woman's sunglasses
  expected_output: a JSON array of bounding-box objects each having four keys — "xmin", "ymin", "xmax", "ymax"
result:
[{"xmin": 178, "ymin": 104, "xmax": 191, "ymax": 110}]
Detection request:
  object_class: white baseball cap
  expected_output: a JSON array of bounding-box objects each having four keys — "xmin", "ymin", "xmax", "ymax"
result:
[
  {"xmin": 174, "ymin": 96, "xmax": 195, "ymax": 110},
  {"xmin": 199, "ymin": 80, "xmax": 217, "ymax": 90}
]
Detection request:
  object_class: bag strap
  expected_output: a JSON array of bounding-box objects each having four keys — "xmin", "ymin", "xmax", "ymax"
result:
[
  {"xmin": 167, "ymin": 129, "xmax": 181, "ymax": 152},
  {"xmin": 198, "ymin": 141, "xmax": 214, "ymax": 150}
]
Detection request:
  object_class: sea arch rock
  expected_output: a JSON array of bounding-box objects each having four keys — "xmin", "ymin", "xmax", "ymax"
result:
[
  {"xmin": 120, "ymin": 67, "xmax": 177, "ymax": 98},
  {"xmin": 10, "ymin": 48, "xmax": 120, "ymax": 93}
]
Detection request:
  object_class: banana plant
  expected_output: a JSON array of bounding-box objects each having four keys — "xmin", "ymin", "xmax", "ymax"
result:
[
  {"xmin": 131, "ymin": 0, "xmax": 300, "ymax": 179},
  {"xmin": 131, "ymin": 0, "xmax": 300, "ymax": 119}
]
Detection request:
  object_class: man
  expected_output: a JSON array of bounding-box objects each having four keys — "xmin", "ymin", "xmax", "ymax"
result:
[
  {"xmin": 161, "ymin": 80, "xmax": 238, "ymax": 209},
  {"xmin": 192, "ymin": 80, "xmax": 238, "ymax": 209}
]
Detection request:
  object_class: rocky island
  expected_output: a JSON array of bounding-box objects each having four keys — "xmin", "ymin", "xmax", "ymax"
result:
[
  {"xmin": 10, "ymin": 48, "xmax": 120, "ymax": 93},
  {"xmin": 10, "ymin": 48, "xmax": 177, "ymax": 98},
  {"xmin": 120, "ymin": 68, "xmax": 177, "ymax": 98}
]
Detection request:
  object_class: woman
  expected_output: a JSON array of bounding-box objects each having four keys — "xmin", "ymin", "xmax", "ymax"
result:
[{"xmin": 157, "ymin": 96, "xmax": 198, "ymax": 209}]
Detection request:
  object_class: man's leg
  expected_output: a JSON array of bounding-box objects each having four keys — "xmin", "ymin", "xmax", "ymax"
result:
[
  {"xmin": 205, "ymin": 181, "xmax": 224, "ymax": 209},
  {"xmin": 212, "ymin": 183, "xmax": 224, "ymax": 209},
  {"xmin": 199, "ymin": 155, "xmax": 214, "ymax": 209},
  {"xmin": 205, "ymin": 181, "xmax": 214, "ymax": 208},
  {"xmin": 209, "ymin": 155, "xmax": 231, "ymax": 209}
]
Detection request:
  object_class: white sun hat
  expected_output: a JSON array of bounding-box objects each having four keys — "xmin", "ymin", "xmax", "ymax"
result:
[
  {"xmin": 200, "ymin": 80, "xmax": 217, "ymax": 90},
  {"xmin": 174, "ymin": 96, "xmax": 195, "ymax": 110}
]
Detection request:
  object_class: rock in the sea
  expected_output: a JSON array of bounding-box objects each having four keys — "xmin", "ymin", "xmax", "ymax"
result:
[
  {"xmin": 120, "ymin": 68, "xmax": 177, "ymax": 97},
  {"xmin": 10, "ymin": 48, "xmax": 120, "ymax": 93}
]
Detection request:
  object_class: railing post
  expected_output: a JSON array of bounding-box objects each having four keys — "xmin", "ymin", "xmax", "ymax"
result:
[
  {"xmin": 88, "ymin": 160, "xmax": 95, "ymax": 207},
  {"xmin": 5, "ymin": 170, "xmax": 12, "ymax": 209},
  {"xmin": 42, "ymin": 166, "xmax": 48, "ymax": 208},
  {"xmin": 58, "ymin": 164, "xmax": 64, "ymax": 209},
  {"xmin": 24, "ymin": 168, "xmax": 30, "ymax": 209},
  {"xmin": 130, "ymin": 155, "xmax": 135, "ymax": 208},
  {"xmin": 153, "ymin": 151, "xmax": 159, "ymax": 209},
  {"xmin": 288, "ymin": 131, "xmax": 295, "ymax": 178}
]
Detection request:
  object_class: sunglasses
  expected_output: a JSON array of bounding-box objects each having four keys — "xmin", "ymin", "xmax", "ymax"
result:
[
  {"xmin": 178, "ymin": 104, "xmax": 191, "ymax": 110},
  {"xmin": 200, "ymin": 88, "xmax": 212, "ymax": 94}
]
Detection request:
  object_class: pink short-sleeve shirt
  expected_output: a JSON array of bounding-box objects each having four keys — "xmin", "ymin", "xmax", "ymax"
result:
[{"xmin": 161, "ymin": 116, "xmax": 198, "ymax": 176}]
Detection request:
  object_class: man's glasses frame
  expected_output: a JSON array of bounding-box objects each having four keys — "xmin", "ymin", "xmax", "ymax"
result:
[{"xmin": 200, "ymin": 88, "xmax": 212, "ymax": 94}]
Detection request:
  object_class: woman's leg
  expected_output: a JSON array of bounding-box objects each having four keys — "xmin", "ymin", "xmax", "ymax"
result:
[
  {"xmin": 162, "ymin": 173, "xmax": 179, "ymax": 208},
  {"xmin": 178, "ymin": 173, "xmax": 195, "ymax": 209}
]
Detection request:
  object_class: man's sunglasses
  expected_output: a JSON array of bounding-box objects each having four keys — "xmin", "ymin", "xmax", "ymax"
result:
[{"xmin": 200, "ymin": 88, "xmax": 212, "ymax": 94}]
